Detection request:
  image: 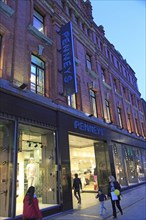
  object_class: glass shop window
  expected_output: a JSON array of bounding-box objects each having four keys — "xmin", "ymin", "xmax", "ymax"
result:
[
  {"xmin": 133, "ymin": 148, "xmax": 145, "ymax": 182},
  {"xmin": 124, "ymin": 146, "xmax": 138, "ymax": 185},
  {"xmin": 0, "ymin": 119, "xmax": 14, "ymax": 218},
  {"xmin": 16, "ymin": 124, "xmax": 57, "ymax": 215},
  {"xmin": 112, "ymin": 144, "xmax": 127, "ymax": 187}
]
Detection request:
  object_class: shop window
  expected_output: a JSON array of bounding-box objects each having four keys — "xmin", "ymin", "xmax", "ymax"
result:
[
  {"xmin": 89, "ymin": 89, "xmax": 97, "ymax": 117},
  {"xmin": 0, "ymin": 35, "xmax": 2, "ymax": 74},
  {"xmin": 33, "ymin": 9, "xmax": 44, "ymax": 33},
  {"xmin": 16, "ymin": 124, "xmax": 57, "ymax": 215},
  {"xmin": 105, "ymin": 99, "xmax": 111, "ymax": 123},
  {"xmin": 68, "ymin": 94, "xmax": 76, "ymax": 109},
  {"xmin": 31, "ymin": 54, "xmax": 45, "ymax": 95},
  {"xmin": 0, "ymin": 119, "xmax": 14, "ymax": 218},
  {"xmin": 86, "ymin": 54, "xmax": 92, "ymax": 71},
  {"xmin": 124, "ymin": 146, "xmax": 138, "ymax": 184},
  {"xmin": 112, "ymin": 144, "xmax": 127, "ymax": 187},
  {"xmin": 133, "ymin": 148, "xmax": 145, "ymax": 182},
  {"xmin": 117, "ymin": 107, "xmax": 123, "ymax": 128},
  {"xmin": 141, "ymin": 149, "xmax": 146, "ymax": 180}
]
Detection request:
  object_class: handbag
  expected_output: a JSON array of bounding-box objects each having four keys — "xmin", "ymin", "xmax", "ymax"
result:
[{"xmin": 111, "ymin": 191, "xmax": 118, "ymax": 201}]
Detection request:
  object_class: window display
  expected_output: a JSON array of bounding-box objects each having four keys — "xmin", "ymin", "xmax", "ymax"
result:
[
  {"xmin": 16, "ymin": 124, "xmax": 58, "ymax": 215},
  {"xmin": 0, "ymin": 120, "xmax": 14, "ymax": 218},
  {"xmin": 124, "ymin": 146, "xmax": 138, "ymax": 184},
  {"xmin": 133, "ymin": 148, "xmax": 145, "ymax": 182},
  {"xmin": 112, "ymin": 143, "xmax": 127, "ymax": 187}
]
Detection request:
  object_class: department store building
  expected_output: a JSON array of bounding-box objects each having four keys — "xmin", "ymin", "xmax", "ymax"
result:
[{"xmin": 0, "ymin": 0, "xmax": 146, "ymax": 219}]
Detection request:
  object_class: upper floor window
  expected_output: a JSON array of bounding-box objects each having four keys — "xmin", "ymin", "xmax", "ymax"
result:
[
  {"xmin": 31, "ymin": 55, "xmax": 45, "ymax": 95},
  {"xmin": 1, "ymin": 0, "xmax": 7, "ymax": 3},
  {"xmin": 127, "ymin": 113, "xmax": 132, "ymax": 133},
  {"xmin": 86, "ymin": 54, "xmax": 92, "ymax": 71},
  {"xmin": 89, "ymin": 89, "xmax": 97, "ymax": 117},
  {"xmin": 107, "ymin": 49, "xmax": 110, "ymax": 59},
  {"xmin": 68, "ymin": 94, "xmax": 76, "ymax": 109},
  {"xmin": 100, "ymin": 41, "xmax": 103, "ymax": 51},
  {"xmin": 141, "ymin": 122, "xmax": 145, "ymax": 137},
  {"xmin": 105, "ymin": 99, "xmax": 111, "ymax": 122},
  {"xmin": 113, "ymin": 79, "xmax": 117, "ymax": 92},
  {"xmin": 117, "ymin": 107, "xmax": 123, "ymax": 128},
  {"xmin": 101, "ymin": 67, "xmax": 106, "ymax": 82},
  {"xmin": 33, "ymin": 9, "xmax": 44, "ymax": 33},
  {"xmin": 135, "ymin": 118, "xmax": 139, "ymax": 135},
  {"xmin": 111, "ymin": 54, "xmax": 114, "ymax": 64}
]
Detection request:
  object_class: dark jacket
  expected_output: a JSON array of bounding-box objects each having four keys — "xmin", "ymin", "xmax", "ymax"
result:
[
  {"xmin": 108, "ymin": 181, "xmax": 121, "ymax": 200},
  {"xmin": 73, "ymin": 177, "xmax": 82, "ymax": 190},
  {"xmin": 96, "ymin": 192, "xmax": 107, "ymax": 202}
]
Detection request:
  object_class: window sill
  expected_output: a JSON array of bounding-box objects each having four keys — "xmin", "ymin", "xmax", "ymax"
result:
[
  {"xmin": 103, "ymin": 81, "xmax": 111, "ymax": 90},
  {"xmin": 28, "ymin": 25, "xmax": 53, "ymax": 46},
  {"xmin": 86, "ymin": 69, "xmax": 98, "ymax": 79},
  {"xmin": 0, "ymin": 1, "xmax": 14, "ymax": 17}
]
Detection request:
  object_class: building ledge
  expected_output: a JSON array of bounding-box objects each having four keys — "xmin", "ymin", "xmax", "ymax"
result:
[
  {"xmin": 0, "ymin": 1, "xmax": 14, "ymax": 17},
  {"xmin": 86, "ymin": 69, "xmax": 98, "ymax": 79},
  {"xmin": 28, "ymin": 25, "xmax": 53, "ymax": 46}
]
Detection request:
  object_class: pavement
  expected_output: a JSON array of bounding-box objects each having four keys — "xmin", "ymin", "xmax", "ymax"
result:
[{"xmin": 43, "ymin": 184, "xmax": 146, "ymax": 220}]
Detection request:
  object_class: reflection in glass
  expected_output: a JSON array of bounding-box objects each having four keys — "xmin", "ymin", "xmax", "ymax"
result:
[
  {"xmin": 0, "ymin": 120, "xmax": 14, "ymax": 218},
  {"xmin": 112, "ymin": 143, "xmax": 127, "ymax": 187},
  {"xmin": 16, "ymin": 124, "xmax": 57, "ymax": 215}
]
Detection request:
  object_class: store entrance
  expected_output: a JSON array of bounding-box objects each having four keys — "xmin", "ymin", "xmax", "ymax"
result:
[{"xmin": 69, "ymin": 135, "xmax": 98, "ymax": 192}]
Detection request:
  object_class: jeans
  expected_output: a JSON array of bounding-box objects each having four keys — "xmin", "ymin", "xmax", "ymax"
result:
[
  {"xmin": 100, "ymin": 201, "xmax": 106, "ymax": 215},
  {"xmin": 74, "ymin": 189, "xmax": 81, "ymax": 202}
]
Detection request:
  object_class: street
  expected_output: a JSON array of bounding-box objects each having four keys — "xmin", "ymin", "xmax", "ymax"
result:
[{"xmin": 44, "ymin": 184, "xmax": 146, "ymax": 220}]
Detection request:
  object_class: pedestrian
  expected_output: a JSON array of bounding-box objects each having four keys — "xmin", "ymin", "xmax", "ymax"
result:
[
  {"xmin": 95, "ymin": 188, "xmax": 107, "ymax": 217},
  {"xmin": 73, "ymin": 173, "xmax": 82, "ymax": 204},
  {"xmin": 108, "ymin": 175, "xmax": 123, "ymax": 219},
  {"xmin": 22, "ymin": 186, "xmax": 42, "ymax": 220}
]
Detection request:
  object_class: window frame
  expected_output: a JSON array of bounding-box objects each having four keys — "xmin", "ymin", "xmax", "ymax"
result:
[
  {"xmin": 33, "ymin": 9, "xmax": 44, "ymax": 33},
  {"xmin": 31, "ymin": 54, "xmax": 45, "ymax": 96},
  {"xmin": 117, "ymin": 107, "xmax": 123, "ymax": 128},
  {"xmin": 105, "ymin": 99, "xmax": 111, "ymax": 123},
  {"xmin": 86, "ymin": 54, "xmax": 92, "ymax": 71},
  {"xmin": 89, "ymin": 88, "xmax": 97, "ymax": 117}
]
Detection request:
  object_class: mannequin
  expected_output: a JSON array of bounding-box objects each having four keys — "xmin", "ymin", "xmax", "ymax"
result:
[{"xmin": 26, "ymin": 157, "xmax": 36, "ymax": 187}]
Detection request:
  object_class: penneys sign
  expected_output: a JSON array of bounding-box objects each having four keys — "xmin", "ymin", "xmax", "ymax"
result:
[
  {"xmin": 61, "ymin": 22, "xmax": 77, "ymax": 96},
  {"xmin": 74, "ymin": 120, "xmax": 104, "ymax": 136}
]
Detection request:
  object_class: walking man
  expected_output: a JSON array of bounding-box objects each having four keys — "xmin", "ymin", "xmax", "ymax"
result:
[{"xmin": 73, "ymin": 173, "xmax": 82, "ymax": 204}]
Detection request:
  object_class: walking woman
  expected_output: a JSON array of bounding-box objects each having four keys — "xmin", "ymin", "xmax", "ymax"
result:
[
  {"xmin": 23, "ymin": 186, "xmax": 42, "ymax": 220},
  {"xmin": 108, "ymin": 175, "xmax": 123, "ymax": 219}
]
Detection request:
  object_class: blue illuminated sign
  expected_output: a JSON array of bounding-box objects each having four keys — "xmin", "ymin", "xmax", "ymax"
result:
[
  {"xmin": 74, "ymin": 120, "xmax": 104, "ymax": 136},
  {"xmin": 61, "ymin": 22, "xmax": 77, "ymax": 96}
]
